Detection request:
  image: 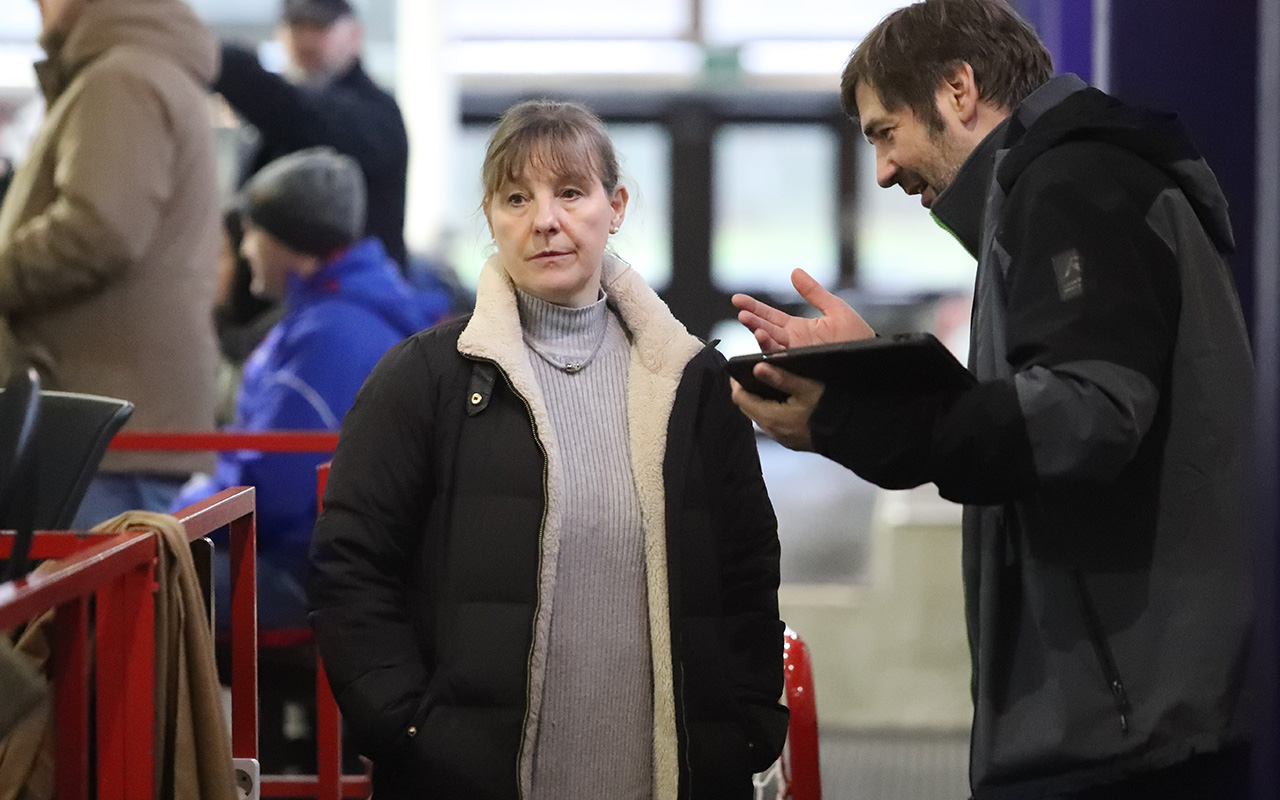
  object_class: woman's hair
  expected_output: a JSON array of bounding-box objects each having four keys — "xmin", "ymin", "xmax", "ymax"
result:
[
  {"xmin": 840, "ymin": 0, "xmax": 1053, "ymax": 131},
  {"xmin": 481, "ymin": 100, "xmax": 620, "ymax": 207}
]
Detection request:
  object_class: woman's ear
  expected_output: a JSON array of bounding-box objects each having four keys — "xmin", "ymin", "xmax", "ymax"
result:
[{"xmin": 610, "ymin": 185, "xmax": 629, "ymax": 231}]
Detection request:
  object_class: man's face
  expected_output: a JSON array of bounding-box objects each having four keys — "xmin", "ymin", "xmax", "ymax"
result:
[
  {"xmin": 855, "ymin": 81, "xmax": 972, "ymax": 209},
  {"xmin": 280, "ymin": 17, "xmax": 361, "ymax": 86},
  {"xmin": 35, "ymin": 0, "xmax": 86, "ymax": 38}
]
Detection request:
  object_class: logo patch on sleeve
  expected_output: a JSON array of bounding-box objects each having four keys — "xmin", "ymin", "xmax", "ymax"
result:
[{"xmin": 1052, "ymin": 249, "xmax": 1084, "ymax": 300}]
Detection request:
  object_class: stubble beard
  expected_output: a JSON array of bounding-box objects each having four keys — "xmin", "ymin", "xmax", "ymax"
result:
[{"xmin": 922, "ymin": 125, "xmax": 971, "ymax": 197}]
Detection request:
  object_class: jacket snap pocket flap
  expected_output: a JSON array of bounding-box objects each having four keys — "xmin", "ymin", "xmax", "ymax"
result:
[{"xmin": 466, "ymin": 363, "xmax": 497, "ymax": 416}]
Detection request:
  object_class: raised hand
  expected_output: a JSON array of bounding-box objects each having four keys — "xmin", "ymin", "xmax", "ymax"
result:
[{"xmin": 731, "ymin": 268, "xmax": 875, "ymax": 353}]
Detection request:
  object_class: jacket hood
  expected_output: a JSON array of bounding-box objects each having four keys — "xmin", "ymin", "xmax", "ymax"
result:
[
  {"xmin": 288, "ymin": 238, "xmax": 433, "ymax": 338},
  {"xmin": 41, "ymin": 0, "xmax": 218, "ymax": 91},
  {"xmin": 996, "ymin": 74, "xmax": 1235, "ymax": 253}
]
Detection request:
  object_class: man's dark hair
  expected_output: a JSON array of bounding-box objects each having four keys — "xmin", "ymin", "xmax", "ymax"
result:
[{"xmin": 841, "ymin": 0, "xmax": 1053, "ymax": 131}]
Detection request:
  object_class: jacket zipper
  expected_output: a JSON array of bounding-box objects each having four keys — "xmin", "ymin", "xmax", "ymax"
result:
[
  {"xmin": 677, "ymin": 659, "xmax": 693, "ymax": 798},
  {"xmin": 479, "ymin": 357, "xmax": 549, "ymax": 800},
  {"xmin": 1070, "ymin": 570, "xmax": 1132, "ymax": 735}
]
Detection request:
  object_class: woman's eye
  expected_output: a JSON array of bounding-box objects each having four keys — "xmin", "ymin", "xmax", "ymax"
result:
[
  {"xmin": 560, "ymin": 187, "xmax": 583, "ymax": 199},
  {"xmin": 506, "ymin": 193, "xmax": 526, "ymax": 206}
]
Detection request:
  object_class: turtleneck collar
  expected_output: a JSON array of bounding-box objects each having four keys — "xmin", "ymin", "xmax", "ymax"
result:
[
  {"xmin": 517, "ymin": 288, "xmax": 609, "ymax": 359},
  {"xmin": 929, "ymin": 117, "xmax": 1011, "ymax": 259}
]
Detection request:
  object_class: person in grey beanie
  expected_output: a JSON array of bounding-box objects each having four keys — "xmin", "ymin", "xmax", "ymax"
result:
[
  {"xmin": 172, "ymin": 146, "xmax": 437, "ymax": 771},
  {"xmin": 240, "ymin": 146, "xmax": 366, "ymax": 269},
  {"xmin": 177, "ymin": 143, "xmax": 431, "ymax": 626}
]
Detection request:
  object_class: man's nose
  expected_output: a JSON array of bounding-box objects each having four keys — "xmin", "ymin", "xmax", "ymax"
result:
[{"xmin": 875, "ymin": 154, "xmax": 899, "ymax": 189}]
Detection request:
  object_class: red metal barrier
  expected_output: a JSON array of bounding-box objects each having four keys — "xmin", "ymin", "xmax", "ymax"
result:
[
  {"xmin": 110, "ymin": 430, "xmax": 340, "ymax": 453},
  {"xmin": 0, "ymin": 485, "xmax": 257, "ymax": 800},
  {"xmin": 782, "ymin": 627, "xmax": 822, "ymax": 800},
  {"xmin": 174, "ymin": 487, "xmax": 261, "ymax": 762},
  {"xmin": 109, "ymin": 431, "xmax": 370, "ymax": 799}
]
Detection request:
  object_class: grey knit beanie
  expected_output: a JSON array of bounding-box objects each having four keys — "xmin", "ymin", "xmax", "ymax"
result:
[{"xmin": 241, "ymin": 147, "xmax": 366, "ymax": 257}]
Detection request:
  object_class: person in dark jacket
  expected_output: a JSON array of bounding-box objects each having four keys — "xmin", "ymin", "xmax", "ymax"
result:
[
  {"xmin": 215, "ymin": 0, "xmax": 407, "ymax": 268},
  {"xmin": 730, "ymin": 1, "xmax": 1254, "ymax": 798},
  {"xmin": 211, "ymin": 0, "xmax": 410, "ymax": 371},
  {"xmin": 175, "ymin": 147, "xmax": 435, "ymax": 631},
  {"xmin": 309, "ymin": 100, "xmax": 788, "ymax": 800}
]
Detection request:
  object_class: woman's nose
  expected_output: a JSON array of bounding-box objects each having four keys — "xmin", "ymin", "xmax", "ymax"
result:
[{"xmin": 533, "ymin": 200, "xmax": 560, "ymax": 234}]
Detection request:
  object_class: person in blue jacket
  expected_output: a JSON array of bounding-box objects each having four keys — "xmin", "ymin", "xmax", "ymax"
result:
[{"xmin": 175, "ymin": 146, "xmax": 438, "ymax": 630}]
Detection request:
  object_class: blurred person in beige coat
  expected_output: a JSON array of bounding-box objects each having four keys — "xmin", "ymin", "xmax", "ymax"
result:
[{"xmin": 0, "ymin": 0, "xmax": 221, "ymax": 526}]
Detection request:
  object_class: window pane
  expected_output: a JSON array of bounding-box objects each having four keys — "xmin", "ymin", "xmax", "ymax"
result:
[
  {"xmin": 712, "ymin": 124, "xmax": 838, "ymax": 293},
  {"xmin": 610, "ymin": 125, "xmax": 673, "ymax": 289},
  {"xmin": 449, "ymin": 0, "xmax": 689, "ymax": 39},
  {"xmin": 855, "ymin": 143, "xmax": 977, "ymax": 294},
  {"xmin": 443, "ymin": 122, "xmax": 671, "ymax": 291},
  {"xmin": 703, "ymin": 0, "xmax": 903, "ymax": 44}
]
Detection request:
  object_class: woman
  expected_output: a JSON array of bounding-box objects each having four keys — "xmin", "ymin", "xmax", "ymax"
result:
[{"xmin": 308, "ymin": 100, "xmax": 787, "ymax": 800}]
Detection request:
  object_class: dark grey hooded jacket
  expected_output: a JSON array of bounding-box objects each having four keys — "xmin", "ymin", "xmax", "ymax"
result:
[{"xmin": 811, "ymin": 75, "xmax": 1255, "ymax": 797}]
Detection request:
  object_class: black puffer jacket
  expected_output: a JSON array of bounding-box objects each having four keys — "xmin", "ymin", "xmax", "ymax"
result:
[
  {"xmin": 309, "ymin": 256, "xmax": 788, "ymax": 799},
  {"xmin": 812, "ymin": 75, "xmax": 1254, "ymax": 797}
]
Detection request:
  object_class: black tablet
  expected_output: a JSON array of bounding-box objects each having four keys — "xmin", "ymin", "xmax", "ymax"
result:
[{"xmin": 726, "ymin": 333, "xmax": 976, "ymax": 402}]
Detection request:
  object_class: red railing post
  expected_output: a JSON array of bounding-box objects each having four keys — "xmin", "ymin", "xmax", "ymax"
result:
[
  {"xmin": 229, "ymin": 510, "xmax": 259, "ymax": 761},
  {"xmin": 95, "ymin": 549, "xmax": 157, "ymax": 800},
  {"xmin": 316, "ymin": 659, "xmax": 342, "ymax": 800},
  {"xmin": 51, "ymin": 595, "xmax": 90, "ymax": 800},
  {"xmin": 783, "ymin": 627, "xmax": 822, "ymax": 800}
]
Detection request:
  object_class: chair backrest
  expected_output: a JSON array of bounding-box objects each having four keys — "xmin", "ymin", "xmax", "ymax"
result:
[
  {"xmin": 0, "ymin": 367, "xmax": 42, "ymax": 582},
  {"xmin": 32, "ymin": 391, "xmax": 134, "ymax": 529}
]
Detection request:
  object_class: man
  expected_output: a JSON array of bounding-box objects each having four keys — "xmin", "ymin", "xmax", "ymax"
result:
[
  {"xmin": 731, "ymin": 1, "xmax": 1255, "ymax": 797},
  {"xmin": 215, "ymin": 0, "xmax": 409, "ymax": 269},
  {"xmin": 0, "ymin": 0, "xmax": 221, "ymax": 524},
  {"xmin": 173, "ymin": 147, "xmax": 433, "ymax": 632}
]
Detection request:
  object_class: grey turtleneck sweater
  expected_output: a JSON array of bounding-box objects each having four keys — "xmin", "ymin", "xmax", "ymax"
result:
[{"xmin": 518, "ymin": 289, "xmax": 653, "ymax": 800}]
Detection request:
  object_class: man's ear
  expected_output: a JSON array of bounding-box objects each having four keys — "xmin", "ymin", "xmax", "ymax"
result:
[{"xmin": 940, "ymin": 62, "xmax": 981, "ymax": 125}]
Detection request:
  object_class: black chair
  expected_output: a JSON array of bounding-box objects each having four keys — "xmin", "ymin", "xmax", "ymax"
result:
[
  {"xmin": 0, "ymin": 383, "xmax": 133, "ymax": 583},
  {"xmin": 31, "ymin": 390, "xmax": 134, "ymax": 529},
  {"xmin": 0, "ymin": 367, "xmax": 42, "ymax": 583}
]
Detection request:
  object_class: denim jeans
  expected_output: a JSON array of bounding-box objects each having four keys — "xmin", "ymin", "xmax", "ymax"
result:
[{"xmin": 71, "ymin": 473, "xmax": 188, "ymax": 530}]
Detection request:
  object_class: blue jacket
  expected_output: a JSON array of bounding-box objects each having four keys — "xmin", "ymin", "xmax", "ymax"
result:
[{"xmin": 175, "ymin": 238, "xmax": 437, "ymax": 576}]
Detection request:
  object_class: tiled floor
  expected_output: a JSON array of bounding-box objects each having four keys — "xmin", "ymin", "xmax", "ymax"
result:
[{"xmin": 818, "ymin": 728, "xmax": 970, "ymax": 800}]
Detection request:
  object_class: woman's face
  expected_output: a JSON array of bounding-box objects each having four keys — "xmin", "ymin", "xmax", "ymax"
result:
[{"xmin": 486, "ymin": 156, "xmax": 627, "ymax": 308}]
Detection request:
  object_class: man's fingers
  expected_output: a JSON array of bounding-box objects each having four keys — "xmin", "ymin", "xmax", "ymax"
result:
[
  {"xmin": 731, "ymin": 370, "xmax": 819, "ymax": 453},
  {"xmin": 737, "ymin": 309, "xmax": 789, "ymax": 352},
  {"xmin": 790, "ymin": 268, "xmax": 877, "ymax": 341},
  {"xmin": 753, "ymin": 327, "xmax": 785, "ymax": 353},
  {"xmin": 790, "ymin": 269, "xmax": 846, "ymax": 316},
  {"xmin": 754, "ymin": 363, "xmax": 824, "ymax": 400},
  {"xmin": 732, "ymin": 292, "xmax": 795, "ymax": 328}
]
